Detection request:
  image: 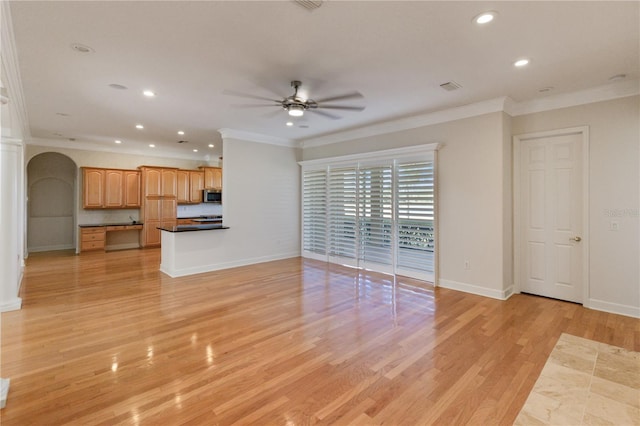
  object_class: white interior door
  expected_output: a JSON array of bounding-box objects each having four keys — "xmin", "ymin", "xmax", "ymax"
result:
[{"xmin": 518, "ymin": 132, "xmax": 585, "ymax": 303}]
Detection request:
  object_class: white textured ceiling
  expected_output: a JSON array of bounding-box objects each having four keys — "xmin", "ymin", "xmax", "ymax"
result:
[{"xmin": 9, "ymin": 1, "xmax": 639, "ymax": 160}]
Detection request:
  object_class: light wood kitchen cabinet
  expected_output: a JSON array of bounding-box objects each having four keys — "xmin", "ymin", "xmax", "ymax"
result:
[
  {"xmin": 83, "ymin": 168, "xmax": 105, "ymax": 208},
  {"xmin": 82, "ymin": 168, "xmax": 140, "ymax": 209},
  {"xmin": 161, "ymin": 169, "xmax": 177, "ymax": 197},
  {"xmin": 142, "ymin": 167, "xmax": 162, "ymax": 197},
  {"xmin": 202, "ymin": 167, "xmax": 222, "ymax": 189},
  {"xmin": 177, "ymin": 170, "xmax": 190, "ymax": 204},
  {"xmin": 190, "ymin": 171, "xmax": 205, "ymax": 203},
  {"xmin": 177, "ymin": 170, "xmax": 205, "ymax": 204},
  {"xmin": 80, "ymin": 227, "xmax": 106, "ymax": 251},
  {"xmin": 123, "ymin": 171, "xmax": 141, "ymax": 208},
  {"xmin": 104, "ymin": 170, "xmax": 123, "ymax": 208},
  {"xmin": 140, "ymin": 167, "xmax": 178, "ymax": 247}
]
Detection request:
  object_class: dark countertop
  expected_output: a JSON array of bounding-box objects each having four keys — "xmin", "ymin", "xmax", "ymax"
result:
[
  {"xmin": 176, "ymin": 215, "xmax": 223, "ymax": 220},
  {"xmin": 79, "ymin": 222, "xmax": 143, "ymax": 228},
  {"xmin": 158, "ymin": 224, "xmax": 229, "ymax": 233}
]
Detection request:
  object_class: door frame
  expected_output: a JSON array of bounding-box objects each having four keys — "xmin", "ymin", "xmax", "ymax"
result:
[{"xmin": 513, "ymin": 126, "xmax": 590, "ymax": 305}]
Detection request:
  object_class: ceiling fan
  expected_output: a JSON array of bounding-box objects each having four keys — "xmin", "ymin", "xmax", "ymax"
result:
[{"xmin": 224, "ymin": 80, "xmax": 365, "ymax": 120}]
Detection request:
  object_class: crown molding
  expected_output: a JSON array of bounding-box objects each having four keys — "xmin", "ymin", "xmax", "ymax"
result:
[
  {"xmin": 25, "ymin": 137, "xmax": 213, "ymax": 162},
  {"xmin": 509, "ymin": 79, "xmax": 639, "ymax": 116},
  {"xmin": 1, "ymin": 1, "xmax": 30, "ymax": 139},
  {"xmin": 301, "ymin": 97, "xmax": 510, "ymax": 149},
  {"xmin": 218, "ymin": 128, "xmax": 299, "ymax": 148},
  {"xmin": 300, "ymin": 79, "xmax": 639, "ymax": 149}
]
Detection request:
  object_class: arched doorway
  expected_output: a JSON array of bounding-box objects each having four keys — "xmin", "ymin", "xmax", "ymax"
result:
[{"xmin": 27, "ymin": 152, "xmax": 77, "ymax": 252}]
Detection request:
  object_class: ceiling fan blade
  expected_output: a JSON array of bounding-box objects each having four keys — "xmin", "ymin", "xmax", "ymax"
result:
[
  {"xmin": 318, "ymin": 105, "xmax": 366, "ymax": 111},
  {"xmin": 222, "ymin": 89, "xmax": 281, "ymax": 103},
  {"xmin": 230, "ymin": 103, "xmax": 282, "ymax": 108},
  {"xmin": 309, "ymin": 109, "xmax": 342, "ymax": 120},
  {"xmin": 314, "ymin": 91, "xmax": 363, "ymax": 103},
  {"xmin": 262, "ymin": 109, "xmax": 284, "ymax": 119}
]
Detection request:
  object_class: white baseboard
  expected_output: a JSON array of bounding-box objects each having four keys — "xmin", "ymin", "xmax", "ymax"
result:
[
  {"xmin": 0, "ymin": 297, "xmax": 22, "ymax": 312},
  {"xmin": 438, "ymin": 279, "xmax": 514, "ymax": 300},
  {"xmin": 160, "ymin": 251, "xmax": 301, "ymax": 278},
  {"xmin": 587, "ymin": 298, "xmax": 640, "ymax": 319},
  {"xmin": 28, "ymin": 244, "xmax": 74, "ymax": 253},
  {"xmin": 1, "ymin": 378, "xmax": 9, "ymax": 409}
]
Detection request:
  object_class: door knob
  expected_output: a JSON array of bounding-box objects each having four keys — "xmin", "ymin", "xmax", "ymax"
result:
[{"xmin": 570, "ymin": 236, "xmax": 582, "ymax": 242}]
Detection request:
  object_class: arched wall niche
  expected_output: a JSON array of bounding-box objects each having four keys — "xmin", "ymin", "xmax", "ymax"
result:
[{"xmin": 26, "ymin": 152, "xmax": 77, "ymax": 252}]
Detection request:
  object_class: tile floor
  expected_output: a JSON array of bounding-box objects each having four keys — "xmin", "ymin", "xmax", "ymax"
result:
[{"xmin": 515, "ymin": 333, "xmax": 640, "ymax": 425}]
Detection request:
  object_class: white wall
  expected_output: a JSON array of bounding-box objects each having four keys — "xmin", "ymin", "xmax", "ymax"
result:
[
  {"xmin": 303, "ymin": 112, "xmax": 514, "ymax": 299},
  {"xmin": 512, "ymin": 95, "xmax": 640, "ymax": 317},
  {"xmin": 160, "ymin": 137, "xmax": 301, "ymax": 276}
]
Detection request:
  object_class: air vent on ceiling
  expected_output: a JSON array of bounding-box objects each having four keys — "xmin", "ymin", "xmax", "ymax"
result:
[
  {"xmin": 440, "ymin": 81, "xmax": 462, "ymax": 91},
  {"xmin": 293, "ymin": 0, "xmax": 323, "ymax": 11}
]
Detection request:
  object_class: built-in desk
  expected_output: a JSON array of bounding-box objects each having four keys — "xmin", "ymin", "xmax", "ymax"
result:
[{"xmin": 79, "ymin": 223, "xmax": 143, "ymax": 252}]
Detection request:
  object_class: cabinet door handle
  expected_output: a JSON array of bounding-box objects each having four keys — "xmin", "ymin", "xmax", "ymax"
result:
[{"xmin": 570, "ymin": 236, "xmax": 582, "ymax": 242}]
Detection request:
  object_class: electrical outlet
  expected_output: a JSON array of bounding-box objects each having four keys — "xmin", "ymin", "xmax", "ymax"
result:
[
  {"xmin": 610, "ymin": 221, "xmax": 619, "ymax": 231},
  {"xmin": 464, "ymin": 260, "xmax": 470, "ymax": 270}
]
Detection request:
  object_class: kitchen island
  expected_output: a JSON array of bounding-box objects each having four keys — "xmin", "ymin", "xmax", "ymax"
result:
[{"xmin": 158, "ymin": 224, "xmax": 231, "ymax": 277}]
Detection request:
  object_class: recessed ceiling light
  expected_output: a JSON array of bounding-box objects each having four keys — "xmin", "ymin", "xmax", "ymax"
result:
[
  {"xmin": 136, "ymin": 124, "xmax": 144, "ymax": 129},
  {"xmin": 208, "ymin": 144, "xmax": 214, "ymax": 148},
  {"xmin": 178, "ymin": 130, "xmax": 185, "ymax": 135},
  {"xmin": 115, "ymin": 140, "xmax": 122, "ymax": 144},
  {"xmin": 108, "ymin": 83, "xmax": 128, "ymax": 90},
  {"xmin": 473, "ymin": 11, "xmax": 497, "ymax": 24},
  {"xmin": 286, "ymin": 122, "xmax": 294, "ymax": 127},
  {"xmin": 70, "ymin": 43, "xmax": 94, "ymax": 54},
  {"xmin": 193, "ymin": 149, "xmax": 198, "ymax": 152},
  {"xmin": 149, "ymin": 144, "xmax": 155, "ymax": 148},
  {"xmin": 514, "ymin": 59, "xmax": 530, "ymax": 67},
  {"xmin": 143, "ymin": 90, "xmax": 156, "ymax": 97}
]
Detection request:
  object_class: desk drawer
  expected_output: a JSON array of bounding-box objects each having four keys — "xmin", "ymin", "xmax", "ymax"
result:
[
  {"xmin": 81, "ymin": 240, "xmax": 105, "ymax": 251},
  {"xmin": 82, "ymin": 232, "xmax": 105, "ymax": 242}
]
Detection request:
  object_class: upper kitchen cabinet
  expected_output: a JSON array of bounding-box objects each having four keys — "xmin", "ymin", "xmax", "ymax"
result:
[
  {"xmin": 161, "ymin": 168, "xmax": 177, "ymax": 197},
  {"xmin": 141, "ymin": 166, "xmax": 177, "ymax": 198},
  {"xmin": 190, "ymin": 171, "xmax": 204, "ymax": 203},
  {"xmin": 83, "ymin": 168, "xmax": 105, "ymax": 208},
  {"xmin": 123, "ymin": 170, "xmax": 141, "ymax": 208},
  {"xmin": 202, "ymin": 167, "xmax": 222, "ymax": 190},
  {"xmin": 177, "ymin": 170, "xmax": 190, "ymax": 204},
  {"xmin": 177, "ymin": 170, "xmax": 205, "ymax": 204},
  {"xmin": 82, "ymin": 167, "xmax": 141, "ymax": 209},
  {"xmin": 104, "ymin": 169, "xmax": 123, "ymax": 208}
]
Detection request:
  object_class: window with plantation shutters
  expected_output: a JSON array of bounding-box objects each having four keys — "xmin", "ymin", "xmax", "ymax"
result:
[
  {"xmin": 328, "ymin": 167, "xmax": 358, "ymax": 266},
  {"xmin": 358, "ymin": 164, "xmax": 393, "ymax": 273},
  {"xmin": 302, "ymin": 169, "xmax": 327, "ymax": 258},
  {"xmin": 396, "ymin": 161, "xmax": 435, "ymax": 280},
  {"xmin": 299, "ymin": 144, "xmax": 438, "ymax": 282}
]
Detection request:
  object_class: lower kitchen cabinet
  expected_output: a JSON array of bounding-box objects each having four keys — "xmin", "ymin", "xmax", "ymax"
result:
[{"xmin": 80, "ymin": 227, "xmax": 106, "ymax": 251}]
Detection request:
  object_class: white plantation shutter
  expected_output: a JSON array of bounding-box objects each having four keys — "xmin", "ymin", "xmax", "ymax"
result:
[
  {"xmin": 328, "ymin": 167, "xmax": 358, "ymax": 266},
  {"xmin": 396, "ymin": 161, "xmax": 435, "ymax": 281},
  {"xmin": 302, "ymin": 169, "xmax": 327, "ymax": 258},
  {"xmin": 300, "ymin": 144, "xmax": 438, "ymax": 282},
  {"xmin": 358, "ymin": 164, "xmax": 394, "ymax": 273}
]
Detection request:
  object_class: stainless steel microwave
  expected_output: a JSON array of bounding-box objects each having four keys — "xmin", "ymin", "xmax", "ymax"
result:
[{"xmin": 203, "ymin": 189, "xmax": 222, "ymax": 203}]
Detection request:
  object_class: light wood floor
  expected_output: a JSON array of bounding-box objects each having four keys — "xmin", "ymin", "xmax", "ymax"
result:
[{"xmin": 1, "ymin": 249, "xmax": 639, "ymax": 425}]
